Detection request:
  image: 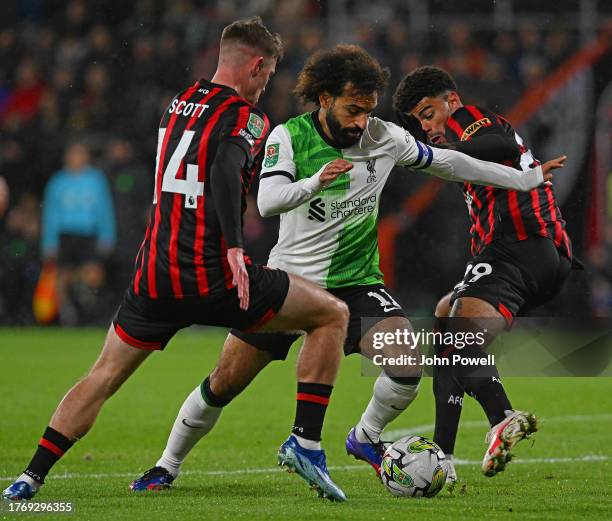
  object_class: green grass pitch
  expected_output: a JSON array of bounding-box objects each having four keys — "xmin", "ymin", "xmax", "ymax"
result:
[{"xmin": 1, "ymin": 328, "xmax": 611, "ymax": 520}]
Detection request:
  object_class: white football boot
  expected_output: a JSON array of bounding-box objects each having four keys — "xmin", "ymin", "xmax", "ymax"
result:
[{"xmin": 482, "ymin": 410, "xmax": 538, "ymax": 476}]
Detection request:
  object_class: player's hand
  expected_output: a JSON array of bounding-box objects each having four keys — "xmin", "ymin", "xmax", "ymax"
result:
[
  {"xmin": 319, "ymin": 159, "xmax": 353, "ymax": 187},
  {"xmin": 395, "ymin": 111, "xmax": 428, "ymax": 143},
  {"xmin": 541, "ymin": 155, "xmax": 567, "ymax": 182},
  {"xmin": 227, "ymin": 247, "xmax": 249, "ymax": 310}
]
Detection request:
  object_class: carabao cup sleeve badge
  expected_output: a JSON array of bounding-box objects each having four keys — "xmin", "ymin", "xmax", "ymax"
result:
[
  {"xmin": 264, "ymin": 143, "xmax": 280, "ymax": 168},
  {"xmin": 247, "ymin": 112, "xmax": 265, "ymax": 138}
]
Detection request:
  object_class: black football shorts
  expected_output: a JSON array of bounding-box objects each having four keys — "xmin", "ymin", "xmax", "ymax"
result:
[
  {"xmin": 450, "ymin": 235, "xmax": 572, "ymax": 325},
  {"xmin": 58, "ymin": 233, "xmax": 103, "ymax": 267},
  {"xmin": 231, "ymin": 283, "xmax": 407, "ymax": 361},
  {"xmin": 113, "ymin": 264, "xmax": 289, "ymax": 350}
]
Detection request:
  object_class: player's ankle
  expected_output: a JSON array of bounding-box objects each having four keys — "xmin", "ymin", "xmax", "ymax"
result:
[
  {"xmin": 293, "ymin": 435, "xmax": 321, "ymax": 451},
  {"xmin": 155, "ymin": 458, "xmax": 180, "ymax": 478},
  {"xmin": 17, "ymin": 473, "xmax": 42, "ymax": 492},
  {"xmin": 354, "ymin": 422, "xmax": 380, "ymax": 444}
]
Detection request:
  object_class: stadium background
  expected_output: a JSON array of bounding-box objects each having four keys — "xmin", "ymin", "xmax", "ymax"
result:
[{"xmin": 0, "ymin": 0, "xmax": 610, "ymax": 326}]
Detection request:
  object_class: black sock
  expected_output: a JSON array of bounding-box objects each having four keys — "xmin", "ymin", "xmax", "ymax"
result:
[
  {"xmin": 200, "ymin": 375, "xmax": 232, "ymax": 408},
  {"xmin": 454, "ymin": 346, "xmax": 512, "ymax": 426},
  {"xmin": 432, "ymin": 315, "xmax": 463, "ymax": 455},
  {"xmin": 464, "ymin": 373, "xmax": 513, "ymax": 427},
  {"xmin": 24, "ymin": 427, "xmax": 74, "ymax": 484},
  {"xmin": 292, "ymin": 382, "xmax": 333, "ymax": 442},
  {"xmin": 433, "ymin": 363, "xmax": 464, "ymax": 455}
]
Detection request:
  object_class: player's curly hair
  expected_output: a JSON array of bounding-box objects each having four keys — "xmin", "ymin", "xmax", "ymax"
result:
[
  {"xmin": 393, "ymin": 66, "xmax": 458, "ymax": 114},
  {"xmin": 294, "ymin": 44, "xmax": 390, "ymax": 104},
  {"xmin": 221, "ymin": 16, "xmax": 283, "ymax": 61}
]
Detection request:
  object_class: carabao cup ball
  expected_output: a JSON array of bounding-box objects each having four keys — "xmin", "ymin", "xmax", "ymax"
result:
[{"xmin": 380, "ymin": 435, "xmax": 447, "ymax": 497}]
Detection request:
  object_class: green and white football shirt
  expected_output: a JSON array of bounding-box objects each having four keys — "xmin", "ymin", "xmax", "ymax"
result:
[{"xmin": 259, "ymin": 111, "xmax": 433, "ymax": 289}]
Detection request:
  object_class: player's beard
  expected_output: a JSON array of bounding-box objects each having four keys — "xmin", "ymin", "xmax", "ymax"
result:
[{"xmin": 326, "ymin": 103, "xmax": 364, "ymax": 149}]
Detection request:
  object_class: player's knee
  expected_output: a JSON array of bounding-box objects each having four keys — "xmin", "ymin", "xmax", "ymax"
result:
[
  {"xmin": 435, "ymin": 293, "xmax": 453, "ymax": 318},
  {"xmin": 210, "ymin": 382, "xmax": 238, "ymax": 404},
  {"xmin": 332, "ymin": 298, "xmax": 350, "ymax": 329},
  {"xmin": 207, "ymin": 369, "xmax": 240, "ymax": 404}
]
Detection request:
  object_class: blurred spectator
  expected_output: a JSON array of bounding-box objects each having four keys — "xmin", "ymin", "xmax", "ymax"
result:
[
  {"xmin": 41, "ymin": 141, "xmax": 116, "ymax": 324},
  {"xmin": 0, "ymin": 138, "xmax": 37, "ymax": 197},
  {"xmin": 446, "ymin": 23, "xmax": 486, "ymax": 78},
  {"xmin": 544, "ymin": 28, "xmax": 575, "ymax": 69},
  {"xmin": 0, "ymin": 192, "xmax": 40, "ymax": 323},
  {"xmin": 0, "ymin": 57, "xmax": 46, "ymax": 128},
  {"xmin": 68, "ymin": 62, "xmax": 113, "ymax": 132},
  {"xmin": 158, "ymin": 31, "xmax": 186, "ymax": 90},
  {"xmin": 54, "ymin": 35, "xmax": 88, "ymax": 70},
  {"xmin": 87, "ymin": 24, "xmax": 117, "ymax": 72},
  {"xmin": 494, "ymin": 31, "xmax": 521, "ymax": 78},
  {"xmin": 0, "ymin": 28, "xmax": 19, "ymax": 79},
  {"xmin": 63, "ymin": 0, "xmax": 91, "ymax": 38},
  {"xmin": 103, "ymin": 138, "xmax": 150, "ymax": 289}
]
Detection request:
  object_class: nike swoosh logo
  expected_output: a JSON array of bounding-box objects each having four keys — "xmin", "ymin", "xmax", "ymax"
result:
[{"xmin": 182, "ymin": 419, "xmax": 204, "ymax": 429}]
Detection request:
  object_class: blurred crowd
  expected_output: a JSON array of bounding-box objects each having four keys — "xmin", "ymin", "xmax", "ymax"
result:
[{"xmin": 0, "ymin": 0, "xmax": 609, "ymax": 324}]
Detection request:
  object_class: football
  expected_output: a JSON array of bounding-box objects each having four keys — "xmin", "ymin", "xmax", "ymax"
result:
[{"xmin": 380, "ymin": 435, "xmax": 448, "ymax": 497}]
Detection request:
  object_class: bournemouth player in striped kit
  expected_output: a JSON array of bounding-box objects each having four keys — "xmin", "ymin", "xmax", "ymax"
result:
[
  {"xmin": 394, "ymin": 66, "xmax": 575, "ymax": 487},
  {"xmin": 3, "ymin": 18, "xmax": 351, "ymax": 502}
]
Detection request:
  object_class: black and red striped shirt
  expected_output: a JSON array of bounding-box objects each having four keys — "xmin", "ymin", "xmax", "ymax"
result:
[
  {"xmin": 445, "ymin": 105, "xmax": 571, "ymax": 259},
  {"xmin": 132, "ymin": 79, "xmax": 270, "ymax": 299}
]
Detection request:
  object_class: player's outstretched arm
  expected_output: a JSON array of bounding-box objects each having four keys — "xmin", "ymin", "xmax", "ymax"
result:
[
  {"xmin": 258, "ymin": 159, "xmax": 353, "ymax": 217},
  {"xmin": 392, "ymin": 122, "xmax": 564, "ymax": 191},
  {"xmin": 422, "ymin": 147, "xmax": 566, "ymax": 190}
]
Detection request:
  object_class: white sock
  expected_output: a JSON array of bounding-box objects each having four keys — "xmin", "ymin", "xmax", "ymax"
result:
[
  {"xmin": 355, "ymin": 373, "xmax": 420, "ymax": 443},
  {"xmin": 293, "ymin": 434, "xmax": 321, "ymax": 451},
  {"xmin": 16, "ymin": 473, "xmax": 41, "ymax": 491},
  {"xmin": 156, "ymin": 386, "xmax": 223, "ymax": 477}
]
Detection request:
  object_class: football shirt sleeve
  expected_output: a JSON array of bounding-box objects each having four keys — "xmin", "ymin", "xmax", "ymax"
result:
[
  {"xmin": 218, "ymin": 105, "xmax": 270, "ymax": 166},
  {"xmin": 389, "ymin": 121, "xmax": 544, "ymax": 191},
  {"xmin": 257, "ymin": 125, "xmax": 326, "ymax": 217},
  {"xmin": 259, "ymin": 125, "xmax": 297, "ymax": 179},
  {"xmin": 210, "ymin": 141, "xmax": 248, "ymax": 248}
]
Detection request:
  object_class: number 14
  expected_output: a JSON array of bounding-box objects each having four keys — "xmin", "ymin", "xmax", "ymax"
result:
[{"xmin": 153, "ymin": 128, "xmax": 204, "ymax": 209}]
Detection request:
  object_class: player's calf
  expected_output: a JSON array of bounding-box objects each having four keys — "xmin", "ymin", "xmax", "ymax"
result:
[
  {"xmin": 4, "ymin": 326, "xmax": 150, "ymax": 498},
  {"xmin": 253, "ymin": 273, "xmax": 349, "ymax": 496},
  {"xmin": 131, "ymin": 336, "xmax": 274, "ymax": 489}
]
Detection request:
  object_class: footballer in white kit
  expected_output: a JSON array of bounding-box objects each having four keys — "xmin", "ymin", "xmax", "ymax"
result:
[
  {"xmin": 258, "ymin": 111, "xmax": 544, "ymax": 289},
  {"xmin": 232, "ymin": 98, "xmax": 546, "ymax": 475}
]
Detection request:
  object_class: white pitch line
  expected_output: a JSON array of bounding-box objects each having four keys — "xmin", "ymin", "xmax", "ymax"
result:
[
  {"xmin": 0, "ymin": 455, "xmax": 609, "ymax": 482},
  {"xmin": 2, "ymin": 414, "xmax": 610, "ymax": 482},
  {"xmin": 384, "ymin": 413, "xmax": 612, "ymax": 440}
]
